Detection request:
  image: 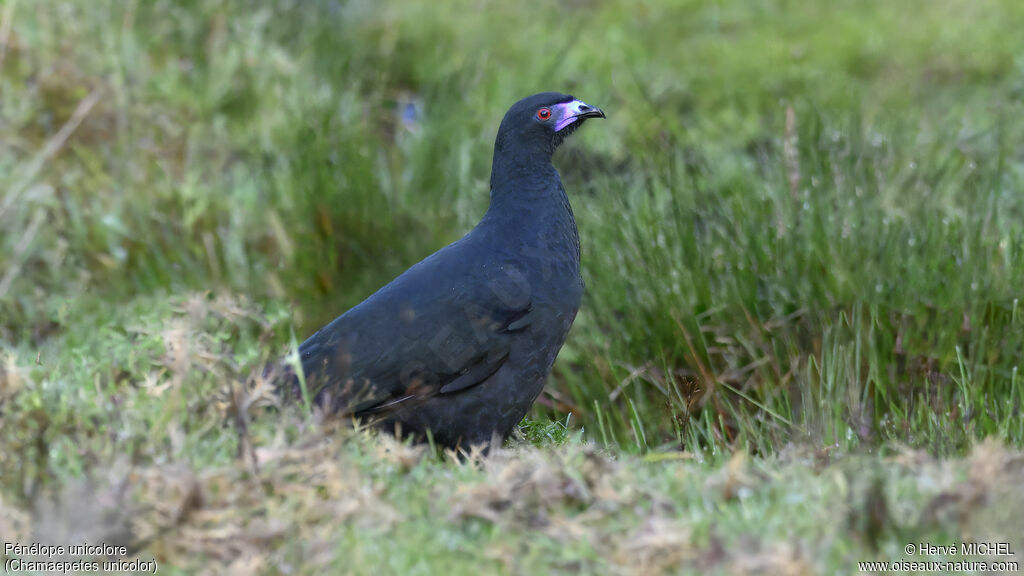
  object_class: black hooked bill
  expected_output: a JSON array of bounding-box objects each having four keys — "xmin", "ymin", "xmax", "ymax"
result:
[{"xmin": 554, "ymin": 99, "xmax": 606, "ymax": 132}]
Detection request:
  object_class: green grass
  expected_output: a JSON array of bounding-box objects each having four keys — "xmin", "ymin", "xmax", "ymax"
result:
[{"xmin": 2, "ymin": 0, "xmax": 1024, "ymax": 573}]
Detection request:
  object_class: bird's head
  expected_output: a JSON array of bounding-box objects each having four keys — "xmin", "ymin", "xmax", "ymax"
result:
[{"xmin": 495, "ymin": 92, "xmax": 606, "ymax": 158}]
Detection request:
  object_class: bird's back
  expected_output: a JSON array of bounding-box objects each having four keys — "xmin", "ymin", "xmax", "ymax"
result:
[{"xmin": 296, "ymin": 212, "xmax": 580, "ymax": 418}]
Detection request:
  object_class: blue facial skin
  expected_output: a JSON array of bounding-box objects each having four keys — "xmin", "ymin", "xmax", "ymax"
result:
[{"xmin": 554, "ymin": 101, "xmax": 580, "ymax": 132}]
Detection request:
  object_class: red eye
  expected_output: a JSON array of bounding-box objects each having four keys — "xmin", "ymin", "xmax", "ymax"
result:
[{"xmin": 537, "ymin": 108, "xmax": 552, "ymax": 120}]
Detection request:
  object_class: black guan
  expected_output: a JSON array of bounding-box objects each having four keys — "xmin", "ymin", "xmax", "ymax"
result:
[{"xmin": 286, "ymin": 92, "xmax": 605, "ymax": 448}]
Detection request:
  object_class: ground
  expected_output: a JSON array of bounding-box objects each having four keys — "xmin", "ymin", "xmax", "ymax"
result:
[{"xmin": 1, "ymin": 0, "xmax": 1023, "ymax": 574}]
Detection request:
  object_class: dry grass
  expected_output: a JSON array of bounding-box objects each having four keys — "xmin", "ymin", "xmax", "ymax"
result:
[{"xmin": 7, "ymin": 425, "xmax": 1021, "ymax": 574}]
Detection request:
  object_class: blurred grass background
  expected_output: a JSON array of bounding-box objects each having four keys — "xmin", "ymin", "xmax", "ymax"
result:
[
  {"xmin": 3, "ymin": 0, "xmax": 1024, "ymax": 455},
  {"xmin": 2, "ymin": 0, "xmax": 1024, "ymax": 454},
  {"xmin": 7, "ymin": 0, "xmax": 1024, "ymax": 453},
  {"xmin": 3, "ymin": 0, "xmax": 1024, "ymax": 572}
]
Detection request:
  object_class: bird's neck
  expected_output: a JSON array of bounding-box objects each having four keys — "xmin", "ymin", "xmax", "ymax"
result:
[
  {"xmin": 486, "ymin": 162, "xmax": 573, "ymax": 222},
  {"xmin": 489, "ymin": 134, "xmax": 554, "ymax": 187},
  {"xmin": 483, "ymin": 137, "xmax": 579, "ymax": 270},
  {"xmin": 487, "ymin": 140, "xmax": 566, "ymax": 208},
  {"xmin": 483, "ymin": 151, "xmax": 580, "ymax": 269}
]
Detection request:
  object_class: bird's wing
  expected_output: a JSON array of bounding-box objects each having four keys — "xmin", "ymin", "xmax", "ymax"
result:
[{"xmin": 295, "ymin": 242, "xmax": 533, "ymax": 416}]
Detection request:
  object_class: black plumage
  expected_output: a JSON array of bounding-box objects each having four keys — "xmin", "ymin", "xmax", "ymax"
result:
[{"xmin": 287, "ymin": 92, "xmax": 605, "ymax": 448}]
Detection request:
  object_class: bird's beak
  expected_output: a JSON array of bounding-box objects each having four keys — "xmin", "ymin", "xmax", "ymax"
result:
[
  {"xmin": 570, "ymin": 99, "xmax": 606, "ymax": 120},
  {"xmin": 554, "ymin": 99, "xmax": 606, "ymax": 131}
]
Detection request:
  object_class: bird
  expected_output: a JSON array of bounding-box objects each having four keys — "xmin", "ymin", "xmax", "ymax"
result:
[{"xmin": 284, "ymin": 92, "xmax": 605, "ymax": 449}]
